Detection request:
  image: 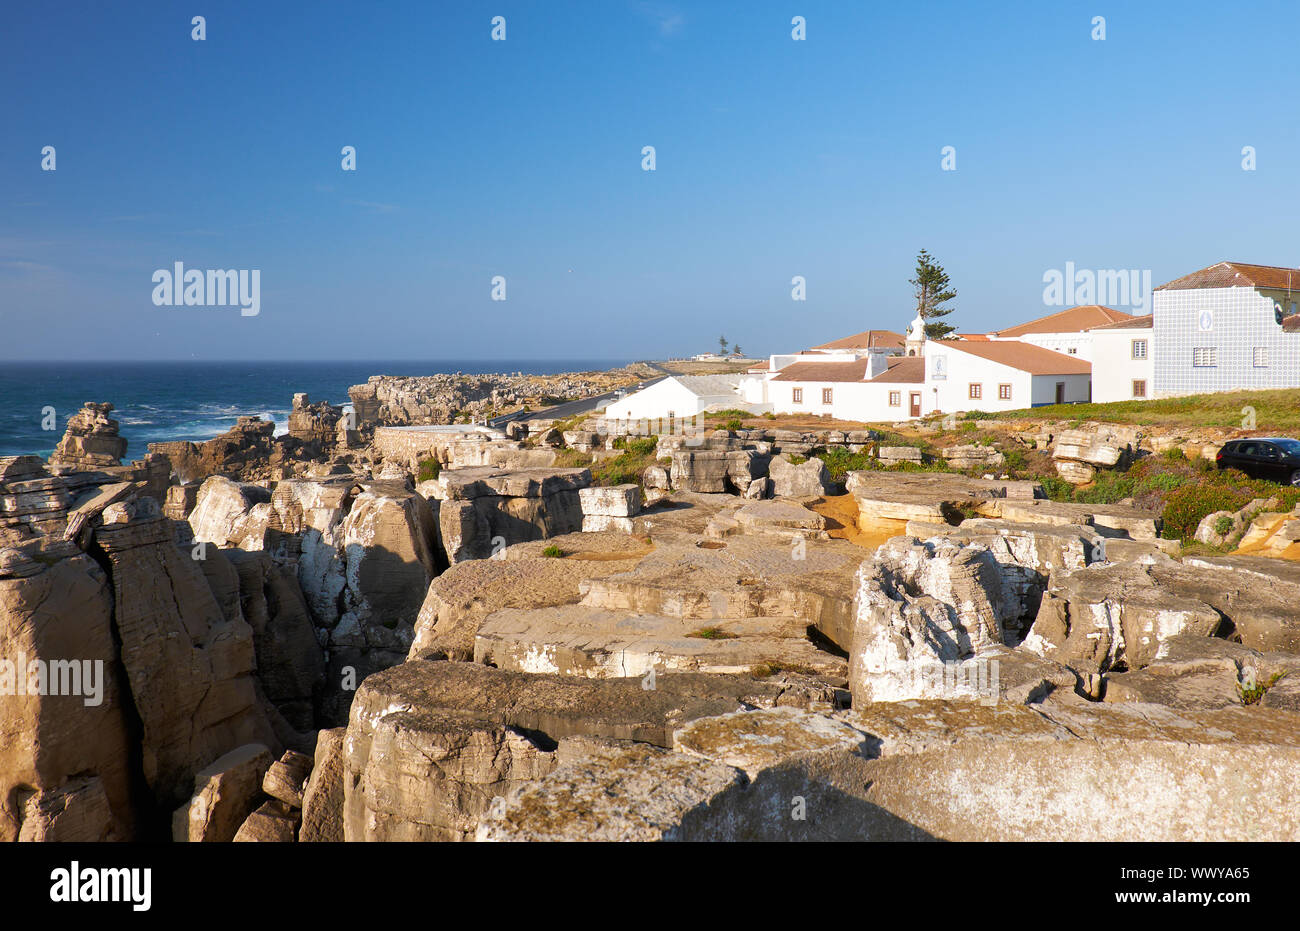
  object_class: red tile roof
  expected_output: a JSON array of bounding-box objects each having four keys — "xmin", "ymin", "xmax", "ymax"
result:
[
  {"xmin": 1088, "ymin": 314, "xmax": 1153, "ymax": 331},
  {"xmin": 937, "ymin": 340, "xmax": 1092, "ymax": 375},
  {"xmin": 771, "ymin": 359, "xmax": 872, "ymax": 382},
  {"xmin": 867, "ymin": 357, "xmax": 925, "ymax": 383},
  {"xmin": 1155, "ymin": 262, "xmax": 1300, "ymax": 292},
  {"xmin": 994, "ymin": 305, "xmax": 1132, "ymax": 336},
  {"xmin": 1283, "ymin": 314, "xmax": 1300, "ymax": 332},
  {"xmin": 806, "ymin": 329, "xmax": 905, "ymax": 351}
]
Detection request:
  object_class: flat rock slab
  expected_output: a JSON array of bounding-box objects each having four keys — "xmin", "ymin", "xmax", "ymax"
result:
[
  {"xmin": 993, "ymin": 499, "xmax": 1161, "ymax": 541},
  {"xmin": 577, "ymin": 536, "xmax": 863, "ymax": 652},
  {"xmin": 674, "ymin": 707, "xmax": 867, "ymax": 777},
  {"xmin": 408, "ymin": 534, "xmax": 651, "ymax": 661},
  {"xmin": 474, "ymin": 605, "xmax": 848, "ymax": 679},
  {"xmin": 475, "ymin": 741, "xmax": 745, "ymax": 842},
  {"xmin": 351, "ymin": 660, "xmax": 789, "ymax": 749}
]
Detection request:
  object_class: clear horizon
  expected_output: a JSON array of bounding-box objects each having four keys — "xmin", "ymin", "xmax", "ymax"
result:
[{"xmin": 4, "ymin": 0, "xmax": 1298, "ymax": 362}]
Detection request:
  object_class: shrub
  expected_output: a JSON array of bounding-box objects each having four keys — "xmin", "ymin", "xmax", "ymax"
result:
[
  {"xmin": 1213, "ymin": 515, "xmax": 1235, "ymax": 536},
  {"xmin": 416, "ymin": 458, "xmax": 440, "ymax": 482},
  {"xmin": 541, "ymin": 544, "xmax": 564, "ymax": 557},
  {"xmin": 613, "ymin": 436, "xmax": 658, "ymax": 456},
  {"xmin": 725, "ymin": 418, "xmax": 743, "ymax": 431},
  {"xmin": 1162, "ymin": 484, "xmax": 1250, "ymax": 542}
]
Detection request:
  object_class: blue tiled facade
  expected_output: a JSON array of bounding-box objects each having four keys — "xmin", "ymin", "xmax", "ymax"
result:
[{"xmin": 1152, "ymin": 286, "xmax": 1300, "ymax": 396}]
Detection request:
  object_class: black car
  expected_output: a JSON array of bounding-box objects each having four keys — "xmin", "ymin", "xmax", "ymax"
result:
[{"xmin": 1215, "ymin": 437, "xmax": 1300, "ymax": 486}]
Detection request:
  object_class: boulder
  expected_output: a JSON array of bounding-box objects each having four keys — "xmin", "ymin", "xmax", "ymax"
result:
[
  {"xmin": 300, "ymin": 728, "xmax": 346, "ymax": 843},
  {"xmin": 188, "ymin": 475, "xmax": 273, "ymax": 546},
  {"xmin": 848, "ymin": 536, "xmax": 1009, "ymax": 704},
  {"xmin": 232, "ymin": 800, "xmax": 299, "ymax": 842},
  {"xmin": 768, "ymin": 454, "xmax": 833, "ymax": 497},
  {"xmin": 941, "ymin": 445, "xmax": 1005, "ymax": 470},
  {"xmin": 262, "ymin": 749, "xmax": 313, "ymax": 808},
  {"xmin": 171, "ymin": 744, "xmax": 274, "ymax": 843}
]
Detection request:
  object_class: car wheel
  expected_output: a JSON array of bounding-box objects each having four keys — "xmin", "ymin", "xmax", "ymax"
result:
[{"xmin": 1291, "ymin": 469, "xmax": 1300, "ymax": 487}]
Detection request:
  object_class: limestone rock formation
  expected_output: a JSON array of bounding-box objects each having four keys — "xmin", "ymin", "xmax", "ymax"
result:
[
  {"xmin": 342, "ymin": 660, "xmax": 788, "ymax": 840},
  {"xmin": 425, "ymin": 467, "xmax": 589, "ymax": 562},
  {"xmin": 49, "ymin": 402, "xmax": 127, "ymax": 469},
  {"xmin": 93, "ymin": 497, "xmax": 279, "ymax": 810},
  {"xmin": 0, "ymin": 551, "xmax": 136, "ymax": 842},
  {"xmin": 849, "ymin": 536, "xmax": 1010, "ymax": 704}
]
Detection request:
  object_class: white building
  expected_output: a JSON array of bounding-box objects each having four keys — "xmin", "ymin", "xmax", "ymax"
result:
[
  {"xmin": 1086, "ymin": 315, "xmax": 1154, "ymax": 402},
  {"xmin": 760, "ymin": 315, "xmax": 1090, "ymax": 421},
  {"xmin": 602, "ymin": 374, "xmax": 752, "ymax": 420},
  {"xmin": 984, "ymin": 305, "xmax": 1134, "ymax": 361}
]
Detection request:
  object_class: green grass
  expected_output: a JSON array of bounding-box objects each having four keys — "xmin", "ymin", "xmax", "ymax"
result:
[
  {"xmin": 964, "ymin": 387, "xmax": 1300, "ymax": 433},
  {"xmin": 541, "ymin": 544, "xmax": 564, "ymax": 558},
  {"xmin": 686, "ymin": 626, "xmax": 737, "ymax": 640}
]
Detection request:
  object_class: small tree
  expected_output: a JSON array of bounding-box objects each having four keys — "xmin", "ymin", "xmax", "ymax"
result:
[
  {"xmin": 718, "ymin": 334, "xmax": 729, "ymax": 355},
  {"xmin": 910, "ymin": 249, "xmax": 957, "ymax": 339},
  {"xmin": 731, "ymin": 344, "xmax": 742, "ymax": 356}
]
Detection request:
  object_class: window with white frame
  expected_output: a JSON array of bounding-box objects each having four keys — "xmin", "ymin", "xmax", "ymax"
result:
[
  {"xmin": 1192, "ymin": 347, "xmax": 1217, "ymax": 367},
  {"xmin": 888, "ymin": 391, "xmax": 901, "ymax": 407},
  {"xmin": 998, "ymin": 383, "xmax": 1011, "ymax": 400},
  {"xmin": 1131, "ymin": 339, "xmax": 1147, "ymax": 359},
  {"xmin": 968, "ymin": 383, "xmax": 982, "ymax": 400},
  {"xmin": 1253, "ymin": 347, "xmax": 1270, "ymax": 368}
]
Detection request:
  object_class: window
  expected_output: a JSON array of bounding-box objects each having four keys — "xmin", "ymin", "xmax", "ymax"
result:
[
  {"xmin": 968, "ymin": 383, "xmax": 982, "ymax": 400},
  {"xmin": 1132, "ymin": 379, "xmax": 1147, "ymax": 398},
  {"xmin": 1253, "ymin": 347, "xmax": 1270, "ymax": 368},
  {"xmin": 1192, "ymin": 347, "xmax": 1217, "ymax": 367},
  {"xmin": 791, "ymin": 388, "xmax": 803, "ymax": 404},
  {"xmin": 1131, "ymin": 339, "xmax": 1147, "ymax": 360},
  {"xmin": 998, "ymin": 384, "xmax": 1012, "ymax": 400},
  {"xmin": 1067, "ymin": 347, "xmax": 1078, "ymax": 355},
  {"xmin": 888, "ymin": 391, "xmax": 901, "ymax": 407},
  {"xmin": 822, "ymin": 388, "xmax": 833, "ymax": 404}
]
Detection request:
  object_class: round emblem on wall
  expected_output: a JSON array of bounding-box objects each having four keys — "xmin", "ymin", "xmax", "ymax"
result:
[{"xmin": 1197, "ymin": 309, "xmax": 1213, "ymax": 332}]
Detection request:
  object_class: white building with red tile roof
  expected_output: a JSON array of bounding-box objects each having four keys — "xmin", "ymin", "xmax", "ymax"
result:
[{"xmin": 985, "ymin": 305, "xmax": 1134, "ymax": 361}]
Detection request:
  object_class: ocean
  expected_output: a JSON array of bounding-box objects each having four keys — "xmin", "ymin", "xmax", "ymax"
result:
[{"xmin": 0, "ymin": 360, "xmax": 628, "ymax": 460}]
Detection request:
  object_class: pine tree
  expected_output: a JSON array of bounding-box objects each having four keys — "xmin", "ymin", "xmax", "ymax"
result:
[
  {"xmin": 909, "ymin": 249, "xmax": 957, "ymax": 339},
  {"xmin": 718, "ymin": 334, "xmax": 729, "ymax": 355}
]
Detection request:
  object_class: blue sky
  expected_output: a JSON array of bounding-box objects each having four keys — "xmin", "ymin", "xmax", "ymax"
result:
[{"xmin": 3, "ymin": 0, "xmax": 1298, "ymax": 361}]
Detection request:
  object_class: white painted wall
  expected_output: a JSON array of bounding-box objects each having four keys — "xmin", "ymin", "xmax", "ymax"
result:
[
  {"xmin": 1090, "ymin": 328, "xmax": 1154, "ymax": 403},
  {"xmin": 603, "ymin": 378, "xmax": 740, "ymax": 420},
  {"xmin": 1004, "ymin": 332, "xmax": 1094, "ymax": 361}
]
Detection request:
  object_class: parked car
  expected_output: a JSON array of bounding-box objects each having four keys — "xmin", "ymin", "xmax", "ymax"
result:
[{"xmin": 1215, "ymin": 437, "xmax": 1300, "ymax": 485}]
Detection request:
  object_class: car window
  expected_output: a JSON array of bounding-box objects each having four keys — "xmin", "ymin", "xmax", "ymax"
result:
[
  {"xmin": 1238, "ymin": 443, "xmax": 1258, "ymax": 456},
  {"xmin": 1274, "ymin": 439, "xmax": 1300, "ymax": 455},
  {"xmin": 1260, "ymin": 444, "xmax": 1279, "ymax": 459}
]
